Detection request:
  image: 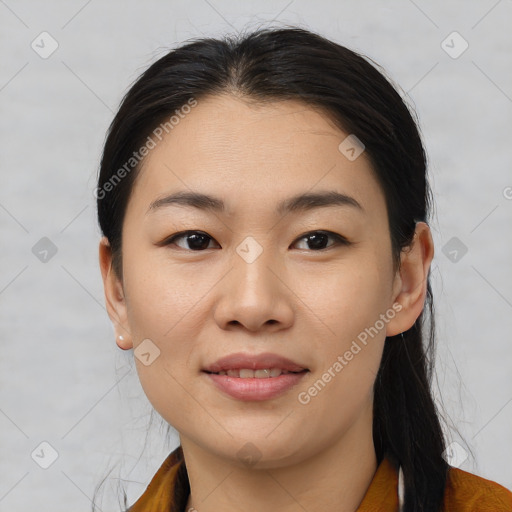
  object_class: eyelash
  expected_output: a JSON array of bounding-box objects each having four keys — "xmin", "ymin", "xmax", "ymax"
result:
[{"xmin": 161, "ymin": 230, "xmax": 351, "ymax": 252}]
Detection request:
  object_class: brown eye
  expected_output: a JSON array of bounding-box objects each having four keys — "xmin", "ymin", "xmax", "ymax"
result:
[
  {"xmin": 164, "ymin": 231, "xmax": 219, "ymax": 251},
  {"xmin": 292, "ymin": 231, "xmax": 350, "ymax": 251},
  {"xmin": 162, "ymin": 230, "xmax": 349, "ymax": 252}
]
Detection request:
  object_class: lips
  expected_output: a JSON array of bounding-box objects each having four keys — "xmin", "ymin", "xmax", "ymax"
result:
[
  {"xmin": 202, "ymin": 352, "xmax": 309, "ymax": 401},
  {"xmin": 203, "ymin": 352, "xmax": 307, "ymax": 374},
  {"xmin": 216, "ymin": 368, "xmax": 292, "ymax": 378}
]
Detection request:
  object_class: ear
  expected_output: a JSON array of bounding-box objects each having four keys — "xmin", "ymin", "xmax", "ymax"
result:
[
  {"xmin": 386, "ymin": 222, "xmax": 434, "ymax": 337},
  {"xmin": 99, "ymin": 237, "xmax": 133, "ymax": 350}
]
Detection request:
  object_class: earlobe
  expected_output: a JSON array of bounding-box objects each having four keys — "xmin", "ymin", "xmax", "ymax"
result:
[
  {"xmin": 99, "ymin": 237, "xmax": 133, "ymax": 350},
  {"xmin": 386, "ymin": 222, "xmax": 434, "ymax": 337}
]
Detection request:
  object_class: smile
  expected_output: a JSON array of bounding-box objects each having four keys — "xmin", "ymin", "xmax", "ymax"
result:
[{"xmin": 210, "ymin": 368, "xmax": 297, "ymax": 378}]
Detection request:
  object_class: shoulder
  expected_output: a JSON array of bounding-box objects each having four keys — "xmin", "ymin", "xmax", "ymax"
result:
[{"xmin": 444, "ymin": 465, "xmax": 512, "ymax": 511}]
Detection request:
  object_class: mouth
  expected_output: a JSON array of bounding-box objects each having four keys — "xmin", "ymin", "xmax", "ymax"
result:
[
  {"xmin": 205, "ymin": 368, "xmax": 305, "ymax": 378},
  {"xmin": 203, "ymin": 352, "xmax": 308, "ymax": 373},
  {"xmin": 202, "ymin": 352, "xmax": 309, "ymax": 401}
]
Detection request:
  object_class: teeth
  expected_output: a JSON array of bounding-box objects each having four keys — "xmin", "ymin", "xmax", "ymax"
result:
[{"xmin": 216, "ymin": 368, "xmax": 289, "ymax": 378}]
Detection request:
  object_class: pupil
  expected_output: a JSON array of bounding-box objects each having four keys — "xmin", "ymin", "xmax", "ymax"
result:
[
  {"xmin": 308, "ymin": 233, "xmax": 327, "ymax": 250},
  {"xmin": 189, "ymin": 233, "xmax": 209, "ymax": 250}
]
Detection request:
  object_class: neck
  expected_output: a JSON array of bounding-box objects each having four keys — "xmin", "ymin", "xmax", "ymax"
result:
[{"xmin": 182, "ymin": 405, "xmax": 378, "ymax": 512}]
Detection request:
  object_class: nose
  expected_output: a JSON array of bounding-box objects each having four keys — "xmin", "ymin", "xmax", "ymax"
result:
[{"xmin": 212, "ymin": 243, "xmax": 294, "ymax": 333}]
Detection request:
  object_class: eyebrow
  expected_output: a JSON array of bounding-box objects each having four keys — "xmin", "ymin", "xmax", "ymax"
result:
[{"xmin": 147, "ymin": 190, "xmax": 364, "ymax": 216}]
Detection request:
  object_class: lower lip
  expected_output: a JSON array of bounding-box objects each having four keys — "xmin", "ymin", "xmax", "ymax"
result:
[{"xmin": 204, "ymin": 371, "xmax": 308, "ymax": 401}]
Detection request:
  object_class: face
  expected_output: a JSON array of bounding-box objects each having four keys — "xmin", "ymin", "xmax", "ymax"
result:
[{"xmin": 111, "ymin": 94, "xmax": 406, "ymax": 468}]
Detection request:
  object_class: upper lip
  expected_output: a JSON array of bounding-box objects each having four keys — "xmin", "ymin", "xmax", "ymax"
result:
[{"xmin": 203, "ymin": 352, "xmax": 308, "ymax": 373}]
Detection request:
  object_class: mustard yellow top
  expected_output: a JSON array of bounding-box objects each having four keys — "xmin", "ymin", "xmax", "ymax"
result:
[{"xmin": 127, "ymin": 446, "xmax": 512, "ymax": 511}]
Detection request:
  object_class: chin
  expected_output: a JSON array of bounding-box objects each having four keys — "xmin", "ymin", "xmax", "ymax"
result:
[{"xmin": 221, "ymin": 431, "xmax": 312, "ymax": 469}]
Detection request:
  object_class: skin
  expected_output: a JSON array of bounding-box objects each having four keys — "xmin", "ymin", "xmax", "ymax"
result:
[{"xmin": 99, "ymin": 94, "xmax": 434, "ymax": 512}]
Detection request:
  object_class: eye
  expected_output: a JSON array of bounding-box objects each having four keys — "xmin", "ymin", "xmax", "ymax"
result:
[
  {"xmin": 163, "ymin": 230, "xmax": 219, "ymax": 251},
  {"xmin": 161, "ymin": 229, "xmax": 350, "ymax": 252},
  {"xmin": 291, "ymin": 230, "xmax": 350, "ymax": 251}
]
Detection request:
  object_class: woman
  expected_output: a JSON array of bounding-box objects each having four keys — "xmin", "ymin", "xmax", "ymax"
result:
[{"xmin": 96, "ymin": 26, "xmax": 512, "ymax": 512}]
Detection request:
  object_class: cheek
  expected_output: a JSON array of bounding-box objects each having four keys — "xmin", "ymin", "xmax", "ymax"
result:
[
  {"xmin": 294, "ymin": 265, "xmax": 389, "ymax": 438},
  {"xmin": 299, "ymin": 255, "xmax": 392, "ymax": 399},
  {"xmin": 121, "ymin": 243, "xmax": 241, "ymax": 410},
  {"xmin": 304, "ymin": 256, "xmax": 393, "ymax": 345},
  {"xmin": 124, "ymin": 270, "xmax": 201, "ymax": 428},
  {"xmin": 123, "ymin": 242, "xmax": 211, "ymax": 341}
]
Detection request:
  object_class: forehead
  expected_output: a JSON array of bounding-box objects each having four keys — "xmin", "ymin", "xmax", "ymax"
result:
[{"xmin": 127, "ymin": 94, "xmax": 385, "ymax": 220}]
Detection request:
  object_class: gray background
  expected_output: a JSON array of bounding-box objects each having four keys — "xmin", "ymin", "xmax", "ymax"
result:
[{"xmin": 1, "ymin": 0, "xmax": 511, "ymax": 510}]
